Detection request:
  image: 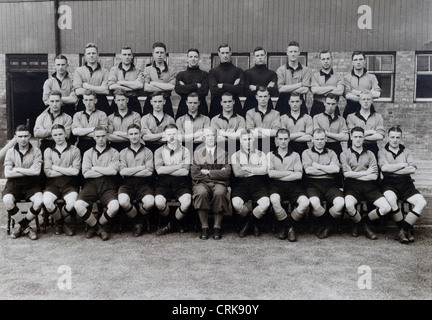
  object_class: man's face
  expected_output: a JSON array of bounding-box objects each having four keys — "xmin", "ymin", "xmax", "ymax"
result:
[
  {"xmin": 165, "ymin": 128, "xmax": 178, "ymax": 144},
  {"xmin": 186, "ymin": 96, "xmax": 200, "ymax": 114},
  {"xmin": 313, "ymin": 132, "xmax": 327, "ymax": 150},
  {"xmin": 351, "ymin": 131, "xmax": 365, "ymax": 148},
  {"xmin": 15, "ymin": 130, "xmax": 30, "ymax": 148},
  {"xmin": 256, "ymin": 90, "xmax": 270, "ymax": 108},
  {"xmin": 151, "ymin": 95, "xmax": 165, "ymax": 113},
  {"xmin": 359, "ymin": 93, "xmax": 373, "ymax": 110},
  {"xmin": 127, "ymin": 128, "xmax": 141, "ymax": 145},
  {"xmin": 289, "ymin": 96, "xmax": 302, "ymax": 112},
  {"xmin": 352, "ymin": 54, "xmax": 366, "ymax": 70},
  {"xmin": 221, "ymin": 95, "xmax": 234, "ymax": 113},
  {"xmin": 54, "ymin": 59, "xmax": 68, "ymax": 76},
  {"xmin": 388, "ymin": 131, "xmax": 402, "ymax": 149},
  {"xmin": 203, "ymin": 129, "xmax": 216, "ymax": 148},
  {"xmin": 240, "ymin": 133, "xmax": 254, "ymax": 151},
  {"xmin": 48, "ymin": 94, "xmax": 62, "ymax": 113},
  {"xmin": 253, "ymin": 50, "xmax": 267, "ymax": 66},
  {"xmin": 319, "ymin": 52, "xmax": 332, "ymax": 70},
  {"xmin": 120, "ymin": 49, "xmax": 133, "ymax": 66},
  {"xmin": 324, "ymin": 97, "xmax": 338, "ymax": 115},
  {"xmin": 51, "ymin": 128, "xmax": 66, "ymax": 145},
  {"xmin": 83, "ymin": 94, "xmax": 97, "ymax": 112},
  {"xmin": 276, "ymin": 133, "xmax": 290, "ymax": 149},
  {"xmin": 187, "ymin": 51, "xmax": 200, "ymax": 68},
  {"xmin": 94, "ymin": 129, "xmax": 107, "ymax": 147},
  {"xmin": 85, "ymin": 47, "xmax": 98, "ymax": 64},
  {"xmin": 218, "ymin": 46, "xmax": 232, "ymax": 63},
  {"xmin": 287, "ymin": 45, "xmax": 300, "ymax": 62},
  {"xmin": 153, "ymin": 47, "xmax": 166, "ymax": 64},
  {"xmin": 115, "ymin": 95, "xmax": 129, "ymax": 111}
]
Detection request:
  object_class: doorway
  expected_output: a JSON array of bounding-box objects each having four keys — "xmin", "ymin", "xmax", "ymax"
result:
[{"xmin": 6, "ymin": 54, "xmax": 48, "ymax": 138}]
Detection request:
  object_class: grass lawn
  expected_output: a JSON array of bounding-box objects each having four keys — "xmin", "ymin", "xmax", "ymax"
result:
[{"xmin": 0, "ymin": 200, "xmax": 431, "ymax": 301}]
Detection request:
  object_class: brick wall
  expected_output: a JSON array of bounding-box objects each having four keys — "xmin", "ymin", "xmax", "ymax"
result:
[{"xmin": 1, "ymin": 50, "xmax": 431, "ymax": 160}]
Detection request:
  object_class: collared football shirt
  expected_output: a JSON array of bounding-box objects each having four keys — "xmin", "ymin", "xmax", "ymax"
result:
[
  {"xmin": 81, "ymin": 146, "xmax": 120, "ymax": 175},
  {"xmin": 43, "ymin": 144, "xmax": 81, "ymax": 176},
  {"xmin": 312, "ymin": 113, "xmax": 348, "ymax": 143},
  {"xmin": 302, "ymin": 147, "xmax": 340, "ymax": 179}
]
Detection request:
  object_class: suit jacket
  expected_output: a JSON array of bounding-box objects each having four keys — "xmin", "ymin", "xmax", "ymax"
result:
[{"xmin": 191, "ymin": 147, "xmax": 231, "ymax": 186}]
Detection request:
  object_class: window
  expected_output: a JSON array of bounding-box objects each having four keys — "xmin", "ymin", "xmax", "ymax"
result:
[
  {"xmin": 267, "ymin": 53, "xmax": 308, "ymax": 72},
  {"xmin": 211, "ymin": 53, "xmax": 250, "ymax": 70},
  {"xmin": 415, "ymin": 53, "xmax": 432, "ymax": 101},
  {"xmin": 365, "ymin": 53, "xmax": 395, "ymax": 102},
  {"xmin": 133, "ymin": 54, "xmax": 153, "ymax": 69}
]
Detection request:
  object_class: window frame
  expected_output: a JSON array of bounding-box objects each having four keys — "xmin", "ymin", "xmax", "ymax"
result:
[
  {"xmin": 414, "ymin": 51, "xmax": 432, "ymax": 102},
  {"xmin": 266, "ymin": 52, "xmax": 308, "ymax": 72},
  {"xmin": 364, "ymin": 51, "xmax": 396, "ymax": 103}
]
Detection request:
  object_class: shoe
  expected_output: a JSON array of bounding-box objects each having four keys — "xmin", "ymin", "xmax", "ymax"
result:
[
  {"xmin": 177, "ymin": 224, "xmax": 186, "ymax": 233},
  {"xmin": 24, "ymin": 227, "xmax": 38, "ymax": 240},
  {"xmin": 396, "ymin": 228, "xmax": 409, "ymax": 244},
  {"xmin": 407, "ymin": 227, "xmax": 415, "ymax": 243},
  {"xmin": 363, "ymin": 223, "xmax": 378, "ymax": 240},
  {"xmin": 11, "ymin": 226, "xmax": 24, "ymax": 239},
  {"xmin": 287, "ymin": 227, "xmax": 297, "ymax": 242},
  {"xmin": 351, "ymin": 223, "xmax": 360, "ymax": 237},
  {"xmin": 239, "ymin": 220, "xmax": 251, "ymax": 238},
  {"xmin": 97, "ymin": 224, "xmax": 110, "ymax": 241},
  {"xmin": 213, "ymin": 228, "xmax": 222, "ymax": 240},
  {"xmin": 156, "ymin": 223, "xmax": 172, "ymax": 236},
  {"xmin": 63, "ymin": 223, "xmax": 75, "ymax": 236},
  {"xmin": 278, "ymin": 226, "xmax": 288, "ymax": 240},
  {"xmin": 85, "ymin": 224, "xmax": 97, "ymax": 239},
  {"xmin": 133, "ymin": 223, "xmax": 143, "ymax": 237},
  {"xmin": 315, "ymin": 226, "xmax": 324, "ymax": 237},
  {"xmin": 253, "ymin": 224, "xmax": 261, "ymax": 237},
  {"xmin": 200, "ymin": 227, "xmax": 209, "ymax": 240},
  {"xmin": 318, "ymin": 225, "xmax": 332, "ymax": 239},
  {"xmin": 54, "ymin": 220, "xmax": 63, "ymax": 235}
]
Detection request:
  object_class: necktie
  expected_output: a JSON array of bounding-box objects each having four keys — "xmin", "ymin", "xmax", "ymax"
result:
[{"xmin": 209, "ymin": 150, "xmax": 214, "ymax": 164}]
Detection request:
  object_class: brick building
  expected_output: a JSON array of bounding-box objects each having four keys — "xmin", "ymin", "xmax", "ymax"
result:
[{"xmin": 0, "ymin": 0, "xmax": 431, "ymax": 189}]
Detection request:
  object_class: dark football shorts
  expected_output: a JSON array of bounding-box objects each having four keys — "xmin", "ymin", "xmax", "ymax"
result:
[
  {"xmin": 44, "ymin": 176, "xmax": 80, "ymax": 198},
  {"xmin": 305, "ymin": 178, "xmax": 344, "ymax": 203},
  {"xmin": 344, "ymin": 178, "xmax": 384, "ymax": 204},
  {"xmin": 118, "ymin": 177, "xmax": 154, "ymax": 200},
  {"xmin": 2, "ymin": 177, "xmax": 43, "ymax": 200},
  {"xmin": 380, "ymin": 176, "xmax": 420, "ymax": 201},
  {"xmin": 231, "ymin": 175, "xmax": 269, "ymax": 203},
  {"xmin": 269, "ymin": 179, "xmax": 307, "ymax": 204},
  {"xmin": 154, "ymin": 175, "xmax": 192, "ymax": 200},
  {"xmin": 77, "ymin": 177, "xmax": 118, "ymax": 207}
]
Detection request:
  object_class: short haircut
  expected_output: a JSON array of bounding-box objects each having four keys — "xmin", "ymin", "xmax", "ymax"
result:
[
  {"xmin": 85, "ymin": 42, "xmax": 98, "ymax": 52},
  {"xmin": 48, "ymin": 90, "xmax": 63, "ymax": 99},
  {"xmin": 351, "ymin": 126, "xmax": 365, "ymax": 135},
  {"xmin": 288, "ymin": 41, "xmax": 300, "ymax": 48},
  {"xmin": 164, "ymin": 123, "xmax": 178, "ymax": 131},
  {"xmin": 82, "ymin": 90, "xmax": 96, "ymax": 98},
  {"xmin": 121, "ymin": 46, "xmax": 133, "ymax": 52},
  {"xmin": 319, "ymin": 50, "xmax": 332, "ymax": 58},
  {"xmin": 203, "ymin": 126, "xmax": 217, "ymax": 135},
  {"xmin": 113, "ymin": 89, "xmax": 128, "ymax": 97},
  {"xmin": 94, "ymin": 125, "xmax": 107, "ymax": 132},
  {"xmin": 218, "ymin": 43, "xmax": 231, "ymax": 52},
  {"xmin": 15, "ymin": 125, "xmax": 30, "ymax": 134},
  {"xmin": 359, "ymin": 90, "xmax": 373, "ymax": 98},
  {"xmin": 150, "ymin": 91, "xmax": 165, "ymax": 99},
  {"xmin": 54, "ymin": 54, "xmax": 68, "ymax": 62},
  {"xmin": 276, "ymin": 128, "xmax": 290, "ymax": 138},
  {"xmin": 351, "ymin": 51, "xmax": 366, "ymax": 60},
  {"xmin": 313, "ymin": 128, "xmax": 327, "ymax": 136},
  {"xmin": 51, "ymin": 124, "xmax": 66, "ymax": 132},
  {"xmin": 239, "ymin": 128, "xmax": 253, "ymax": 138},
  {"xmin": 127, "ymin": 123, "xmax": 141, "ymax": 132},
  {"xmin": 221, "ymin": 92, "xmax": 233, "ymax": 99},
  {"xmin": 253, "ymin": 46, "xmax": 266, "ymax": 54},
  {"xmin": 289, "ymin": 92, "xmax": 302, "ymax": 99},
  {"xmin": 388, "ymin": 126, "xmax": 403, "ymax": 135},
  {"xmin": 187, "ymin": 48, "xmax": 200, "ymax": 55},
  {"xmin": 152, "ymin": 42, "xmax": 167, "ymax": 51},
  {"xmin": 326, "ymin": 93, "xmax": 340, "ymax": 102},
  {"xmin": 187, "ymin": 92, "xmax": 200, "ymax": 100},
  {"xmin": 256, "ymin": 86, "xmax": 269, "ymax": 93}
]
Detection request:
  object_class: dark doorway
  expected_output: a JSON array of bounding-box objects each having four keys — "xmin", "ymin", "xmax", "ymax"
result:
[{"xmin": 6, "ymin": 54, "xmax": 48, "ymax": 138}]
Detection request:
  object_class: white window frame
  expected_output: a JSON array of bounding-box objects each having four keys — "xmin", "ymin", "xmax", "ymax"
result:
[
  {"xmin": 414, "ymin": 53, "xmax": 432, "ymax": 102},
  {"xmin": 365, "ymin": 53, "xmax": 395, "ymax": 102}
]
